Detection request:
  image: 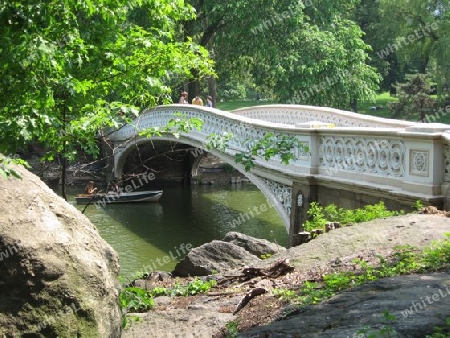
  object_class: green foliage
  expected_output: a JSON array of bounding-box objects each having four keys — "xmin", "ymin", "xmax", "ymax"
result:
[
  {"xmin": 352, "ymin": 259, "xmax": 383, "ymax": 282},
  {"xmin": 414, "ymin": 200, "xmax": 424, "ymax": 211},
  {"xmin": 391, "ymin": 74, "xmax": 436, "ymax": 121},
  {"xmin": 217, "ymin": 80, "xmax": 248, "ymax": 101},
  {"xmin": 204, "ymin": 0, "xmax": 380, "ymax": 109},
  {"xmin": 139, "ymin": 113, "xmax": 204, "ymax": 139},
  {"xmin": 186, "ymin": 278, "xmax": 216, "ymax": 295},
  {"xmin": 0, "ymin": 155, "xmax": 30, "ymax": 179},
  {"xmin": 322, "ymin": 272, "xmax": 353, "ymax": 292},
  {"xmin": 119, "ymin": 278, "xmax": 216, "ymax": 328},
  {"xmin": 215, "ymin": 100, "xmax": 278, "ymax": 112},
  {"xmin": 304, "ymin": 201, "xmax": 402, "ymax": 232},
  {"xmin": 233, "ymin": 152, "xmax": 255, "ymax": 172},
  {"xmin": 298, "ymin": 281, "xmax": 335, "ymax": 305},
  {"xmin": 426, "ymin": 317, "xmax": 450, "ymax": 337},
  {"xmin": 0, "ymin": 0, "xmax": 213, "ymax": 164},
  {"xmin": 119, "ymin": 286, "xmax": 154, "ymax": 328},
  {"xmin": 271, "ymin": 288, "xmax": 297, "ymax": 302},
  {"xmin": 119, "ymin": 287, "xmax": 154, "ymax": 313},
  {"xmin": 235, "ymin": 133, "xmax": 308, "ymax": 171},
  {"xmin": 148, "ymin": 278, "xmax": 216, "ymax": 298},
  {"xmin": 147, "ymin": 287, "xmax": 170, "ymax": 298},
  {"xmin": 421, "ymin": 234, "xmax": 450, "ymax": 270},
  {"xmin": 225, "ymin": 320, "xmax": 239, "ymax": 337},
  {"xmin": 205, "ymin": 129, "xmax": 308, "ymax": 172},
  {"xmin": 389, "ymin": 245, "xmax": 422, "ymax": 274},
  {"xmin": 221, "ymin": 163, "xmax": 234, "ymax": 173},
  {"xmin": 357, "ymin": 310, "xmax": 398, "ymax": 337},
  {"xmin": 272, "ymin": 235, "xmax": 450, "ymax": 310},
  {"xmin": 378, "ymin": 0, "xmax": 450, "ymax": 101},
  {"xmin": 205, "ymin": 132, "xmax": 233, "ymax": 152},
  {"xmin": 260, "ymin": 253, "xmax": 272, "ymax": 260},
  {"xmin": 304, "ymin": 202, "xmax": 329, "ymax": 230}
]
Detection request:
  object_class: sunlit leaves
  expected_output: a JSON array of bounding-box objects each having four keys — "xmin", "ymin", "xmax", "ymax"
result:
[
  {"xmin": 204, "ymin": 0, "xmax": 379, "ymax": 108},
  {"xmin": 138, "ymin": 113, "xmax": 305, "ymax": 172},
  {"xmin": 0, "ymin": 0, "xmax": 214, "ymax": 163},
  {"xmin": 205, "ymin": 132, "xmax": 233, "ymax": 152},
  {"xmin": 166, "ymin": 113, "xmax": 203, "ymax": 134},
  {"xmin": 235, "ymin": 132, "xmax": 308, "ymax": 171},
  {"xmin": 139, "ymin": 113, "xmax": 204, "ymax": 139},
  {"xmin": 378, "ymin": 0, "xmax": 449, "ymax": 100},
  {"xmin": 0, "ymin": 155, "xmax": 31, "ymax": 179}
]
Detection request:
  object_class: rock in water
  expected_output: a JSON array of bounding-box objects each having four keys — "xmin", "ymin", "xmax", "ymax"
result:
[
  {"xmin": 173, "ymin": 240, "xmax": 259, "ymax": 276},
  {"xmin": 223, "ymin": 231, "xmax": 285, "ymax": 257},
  {"xmin": 0, "ymin": 164, "xmax": 121, "ymax": 337}
]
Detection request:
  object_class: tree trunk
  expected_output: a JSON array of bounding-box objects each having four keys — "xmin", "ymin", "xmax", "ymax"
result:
[
  {"xmin": 188, "ymin": 69, "xmax": 200, "ymax": 103},
  {"xmin": 350, "ymin": 98, "xmax": 358, "ymax": 113},
  {"xmin": 208, "ymin": 75, "xmax": 217, "ymax": 107},
  {"xmin": 61, "ymin": 106, "xmax": 67, "ymax": 201},
  {"xmin": 61, "ymin": 154, "xmax": 67, "ymax": 201}
]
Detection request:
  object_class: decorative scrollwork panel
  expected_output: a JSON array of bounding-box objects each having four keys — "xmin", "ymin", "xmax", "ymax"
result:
[
  {"xmin": 409, "ymin": 150, "xmax": 429, "ymax": 177},
  {"xmin": 258, "ymin": 177, "xmax": 292, "ymax": 219},
  {"xmin": 319, "ymin": 136, "xmax": 405, "ymax": 177},
  {"xmin": 444, "ymin": 146, "xmax": 450, "ymax": 182}
]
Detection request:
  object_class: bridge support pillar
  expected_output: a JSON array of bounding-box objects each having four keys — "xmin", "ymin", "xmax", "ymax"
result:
[{"xmin": 289, "ymin": 180, "xmax": 317, "ymax": 247}]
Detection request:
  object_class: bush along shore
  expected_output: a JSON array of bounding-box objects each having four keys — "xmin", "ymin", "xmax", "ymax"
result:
[{"xmin": 119, "ymin": 204, "xmax": 450, "ymax": 337}]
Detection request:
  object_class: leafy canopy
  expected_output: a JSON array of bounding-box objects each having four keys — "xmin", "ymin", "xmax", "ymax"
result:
[
  {"xmin": 206, "ymin": 0, "xmax": 380, "ymax": 108},
  {"xmin": 0, "ymin": 0, "xmax": 214, "ymax": 160}
]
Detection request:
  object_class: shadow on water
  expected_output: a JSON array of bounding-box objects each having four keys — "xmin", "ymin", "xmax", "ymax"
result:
[{"xmin": 68, "ymin": 184, "xmax": 287, "ymax": 278}]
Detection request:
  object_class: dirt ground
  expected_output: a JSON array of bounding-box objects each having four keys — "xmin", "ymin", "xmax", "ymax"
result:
[{"xmin": 121, "ymin": 211, "xmax": 450, "ymax": 338}]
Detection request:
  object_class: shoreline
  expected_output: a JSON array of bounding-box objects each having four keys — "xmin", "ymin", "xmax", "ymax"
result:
[{"xmin": 121, "ymin": 213, "xmax": 450, "ymax": 337}]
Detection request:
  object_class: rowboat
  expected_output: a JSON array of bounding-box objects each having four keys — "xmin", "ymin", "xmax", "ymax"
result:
[{"xmin": 75, "ymin": 190, "xmax": 163, "ymax": 205}]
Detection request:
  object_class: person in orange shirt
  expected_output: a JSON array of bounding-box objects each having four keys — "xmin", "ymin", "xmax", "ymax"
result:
[{"xmin": 192, "ymin": 96, "xmax": 203, "ymax": 106}]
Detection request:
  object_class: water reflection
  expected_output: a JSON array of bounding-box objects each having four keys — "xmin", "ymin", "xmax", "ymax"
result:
[{"xmin": 70, "ymin": 184, "xmax": 287, "ymax": 278}]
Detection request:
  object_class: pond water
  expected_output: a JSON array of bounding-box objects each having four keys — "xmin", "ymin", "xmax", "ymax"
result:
[{"xmin": 67, "ymin": 184, "xmax": 287, "ymax": 280}]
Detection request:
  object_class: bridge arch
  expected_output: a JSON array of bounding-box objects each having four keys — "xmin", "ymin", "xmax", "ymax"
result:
[
  {"xmin": 113, "ymin": 135, "xmax": 292, "ymax": 232},
  {"xmin": 189, "ymin": 150, "xmax": 207, "ymax": 178},
  {"xmin": 107, "ymin": 104, "xmax": 450, "ymax": 245}
]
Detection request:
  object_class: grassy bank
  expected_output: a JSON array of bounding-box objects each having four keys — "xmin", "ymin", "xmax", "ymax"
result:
[
  {"xmin": 215, "ymin": 93, "xmax": 398, "ymax": 115},
  {"xmin": 215, "ymin": 92, "xmax": 450, "ymax": 124}
]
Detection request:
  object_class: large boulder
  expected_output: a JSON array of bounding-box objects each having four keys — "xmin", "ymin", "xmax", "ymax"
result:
[
  {"xmin": 173, "ymin": 240, "xmax": 259, "ymax": 277},
  {"xmin": 240, "ymin": 272, "xmax": 450, "ymax": 337},
  {"xmin": 222, "ymin": 231, "xmax": 286, "ymax": 257},
  {"xmin": 0, "ymin": 164, "xmax": 121, "ymax": 337}
]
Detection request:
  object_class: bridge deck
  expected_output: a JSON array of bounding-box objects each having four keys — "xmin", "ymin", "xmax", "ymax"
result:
[{"xmin": 107, "ymin": 104, "xmax": 450, "ymax": 237}]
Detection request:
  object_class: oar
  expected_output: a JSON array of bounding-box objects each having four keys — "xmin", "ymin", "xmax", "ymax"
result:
[{"xmin": 81, "ymin": 189, "xmax": 102, "ymax": 214}]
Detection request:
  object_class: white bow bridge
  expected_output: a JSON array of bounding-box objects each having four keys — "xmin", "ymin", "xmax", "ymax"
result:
[{"xmin": 107, "ymin": 104, "xmax": 450, "ymax": 245}]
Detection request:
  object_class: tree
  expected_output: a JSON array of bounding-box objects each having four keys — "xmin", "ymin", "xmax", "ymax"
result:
[
  {"xmin": 185, "ymin": 0, "xmax": 380, "ymax": 110},
  {"xmin": 378, "ymin": 0, "xmax": 450, "ymax": 101},
  {"xmin": 0, "ymin": 0, "xmax": 213, "ymax": 198},
  {"xmin": 269, "ymin": 18, "xmax": 380, "ymax": 109},
  {"xmin": 391, "ymin": 74, "xmax": 435, "ymax": 121},
  {"xmin": 352, "ymin": 0, "xmax": 401, "ymax": 93}
]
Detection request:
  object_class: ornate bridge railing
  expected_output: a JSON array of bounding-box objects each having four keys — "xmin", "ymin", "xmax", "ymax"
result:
[
  {"xmin": 108, "ymin": 104, "xmax": 450, "ymax": 238},
  {"xmin": 232, "ymin": 104, "xmax": 415, "ymax": 128}
]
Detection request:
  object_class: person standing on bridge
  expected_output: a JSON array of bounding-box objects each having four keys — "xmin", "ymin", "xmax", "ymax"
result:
[
  {"xmin": 205, "ymin": 96, "xmax": 213, "ymax": 107},
  {"xmin": 192, "ymin": 95, "xmax": 203, "ymax": 106},
  {"xmin": 179, "ymin": 91, "xmax": 188, "ymax": 104}
]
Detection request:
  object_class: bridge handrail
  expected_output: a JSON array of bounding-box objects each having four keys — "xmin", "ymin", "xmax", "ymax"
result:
[
  {"xmin": 109, "ymin": 104, "xmax": 450, "ymax": 198},
  {"xmin": 232, "ymin": 104, "xmax": 417, "ymax": 129},
  {"xmin": 110, "ymin": 104, "xmax": 418, "ymax": 141}
]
